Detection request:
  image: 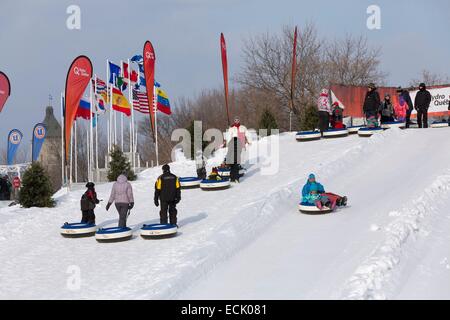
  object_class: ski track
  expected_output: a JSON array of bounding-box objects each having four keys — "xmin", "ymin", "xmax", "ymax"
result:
[{"xmin": 1, "ymin": 129, "xmax": 450, "ymax": 299}]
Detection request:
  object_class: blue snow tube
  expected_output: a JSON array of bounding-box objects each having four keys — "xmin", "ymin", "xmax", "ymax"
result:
[
  {"xmin": 95, "ymin": 227, "xmax": 133, "ymax": 243},
  {"xmin": 322, "ymin": 128, "xmax": 349, "ymax": 138},
  {"xmin": 179, "ymin": 177, "xmax": 202, "ymax": 189},
  {"xmin": 348, "ymin": 125, "xmax": 365, "ymax": 134},
  {"xmin": 358, "ymin": 127, "xmax": 383, "ymax": 137},
  {"xmin": 60, "ymin": 222, "xmax": 97, "ymax": 238},
  {"xmin": 298, "ymin": 202, "xmax": 333, "ymax": 215},
  {"xmin": 140, "ymin": 224, "xmax": 178, "ymax": 239},
  {"xmin": 296, "ymin": 130, "xmax": 321, "ymax": 142},
  {"xmin": 431, "ymin": 121, "xmax": 449, "ymax": 128},
  {"xmin": 200, "ymin": 178, "xmax": 231, "ymax": 191}
]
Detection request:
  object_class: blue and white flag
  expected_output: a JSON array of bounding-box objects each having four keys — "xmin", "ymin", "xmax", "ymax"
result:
[
  {"xmin": 7, "ymin": 129, "xmax": 23, "ymax": 165},
  {"xmin": 32, "ymin": 123, "xmax": 47, "ymax": 162}
]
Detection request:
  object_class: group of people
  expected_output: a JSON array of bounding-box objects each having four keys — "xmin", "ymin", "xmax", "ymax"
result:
[
  {"xmin": 362, "ymin": 82, "xmax": 432, "ymax": 128},
  {"xmin": 0, "ymin": 175, "xmax": 12, "ymax": 201},
  {"xmin": 317, "ymin": 82, "xmax": 434, "ymax": 130},
  {"xmin": 79, "ymin": 164, "xmax": 181, "ymax": 228}
]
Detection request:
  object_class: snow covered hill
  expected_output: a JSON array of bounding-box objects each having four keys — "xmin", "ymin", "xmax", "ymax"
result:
[{"xmin": 1, "ymin": 128, "xmax": 450, "ymax": 300}]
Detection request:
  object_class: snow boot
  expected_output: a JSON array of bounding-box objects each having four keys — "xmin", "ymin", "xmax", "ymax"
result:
[
  {"xmin": 341, "ymin": 196, "xmax": 347, "ymax": 206},
  {"xmin": 315, "ymin": 200, "xmax": 323, "ymax": 210}
]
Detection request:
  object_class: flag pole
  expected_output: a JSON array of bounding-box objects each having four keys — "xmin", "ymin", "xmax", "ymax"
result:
[
  {"xmin": 107, "ymin": 59, "xmax": 111, "ymax": 155},
  {"xmin": 128, "ymin": 58, "xmax": 135, "ymax": 169},
  {"xmin": 74, "ymin": 120, "xmax": 78, "ymax": 183},
  {"xmin": 154, "ymin": 85, "xmax": 159, "ymax": 167},
  {"xmin": 89, "ymin": 78, "xmax": 94, "ymax": 182},
  {"xmin": 94, "ymin": 75, "xmax": 99, "ymax": 180},
  {"xmin": 60, "ymin": 92, "xmax": 65, "ymax": 187}
]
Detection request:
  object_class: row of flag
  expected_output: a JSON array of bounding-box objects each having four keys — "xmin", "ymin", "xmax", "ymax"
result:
[{"xmin": 74, "ymin": 55, "xmax": 171, "ymax": 122}]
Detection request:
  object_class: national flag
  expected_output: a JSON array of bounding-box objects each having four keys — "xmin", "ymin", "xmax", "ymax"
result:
[
  {"xmin": 156, "ymin": 88, "xmax": 171, "ymax": 115},
  {"xmin": 95, "ymin": 77, "xmax": 109, "ymax": 104},
  {"xmin": 132, "ymin": 87, "xmax": 150, "ymax": 114},
  {"xmin": 109, "ymin": 62, "xmax": 121, "ymax": 85},
  {"xmin": 112, "ymin": 87, "xmax": 131, "ymax": 116},
  {"xmin": 76, "ymin": 98, "xmax": 92, "ymax": 120},
  {"xmin": 92, "ymin": 79, "xmax": 107, "ymax": 113}
]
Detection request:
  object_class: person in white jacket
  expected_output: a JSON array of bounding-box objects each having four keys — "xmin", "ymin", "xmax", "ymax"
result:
[
  {"xmin": 317, "ymin": 88, "xmax": 332, "ymax": 133},
  {"xmin": 226, "ymin": 117, "xmax": 252, "ymax": 182}
]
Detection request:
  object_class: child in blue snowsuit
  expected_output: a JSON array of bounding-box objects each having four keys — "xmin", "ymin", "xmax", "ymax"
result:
[{"xmin": 301, "ymin": 174, "xmax": 346, "ymax": 210}]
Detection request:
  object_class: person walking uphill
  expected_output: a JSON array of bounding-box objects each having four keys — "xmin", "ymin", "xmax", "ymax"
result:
[
  {"xmin": 415, "ymin": 83, "xmax": 432, "ymax": 128},
  {"xmin": 80, "ymin": 182, "xmax": 100, "ymax": 225},
  {"xmin": 317, "ymin": 89, "xmax": 332, "ymax": 133},
  {"xmin": 363, "ymin": 83, "xmax": 381, "ymax": 128},
  {"xmin": 154, "ymin": 164, "xmax": 181, "ymax": 227},
  {"xmin": 106, "ymin": 174, "xmax": 134, "ymax": 228},
  {"xmin": 397, "ymin": 87, "xmax": 414, "ymax": 127}
]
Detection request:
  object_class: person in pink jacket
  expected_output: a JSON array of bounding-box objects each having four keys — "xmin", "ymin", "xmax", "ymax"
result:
[
  {"xmin": 394, "ymin": 95, "xmax": 408, "ymax": 122},
  {"xmin": 106, "ymin": 174, "xmax": 134, "ymax": 228}
]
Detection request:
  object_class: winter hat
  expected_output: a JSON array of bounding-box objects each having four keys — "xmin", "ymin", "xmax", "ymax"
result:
[
  {"xmin": 419, "ymin": 83, "xmax": 426, "ymax": 90},
  {"xmin": 162, "ymin": 164, "xmax": 170, "ymax": 173},
  {"xmin": 396, "ymin": 86, "xmax": 403, "ymax": 93},
  {"xmin": 320, "ymin": 89, "xmax": 329, "ymax": 96},
  {"xmin": 86, "ymin": 182, "xmax": 95, "ymax": 188},
  {"xmin": 308, "ymin": 174, "xmax": 316, "ymax": 180},
  {"xmin": 368, "ymin": 83, "xmax": 376, "ymax": 90}
]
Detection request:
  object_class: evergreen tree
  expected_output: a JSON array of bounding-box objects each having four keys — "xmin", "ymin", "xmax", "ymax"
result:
[
  {"xmin": 299, "ymin": 105, "xmax": 319, "ymax": 131},
  {"xmin": 18, "ymin": 162, "xmax": 55, "ymax": 208},
  {"xmin": 107, "ymin": 145, "xmax": 137, "ymax": 182},
  {"xmin": 258, "ymin": 109, "xmax": 278, "ymax": 136}
]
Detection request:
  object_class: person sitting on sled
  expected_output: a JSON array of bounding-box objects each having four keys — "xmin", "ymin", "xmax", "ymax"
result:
[
  {"xmin": 330, "ymin": 102, "xmax": 346, "ymax": 129},
  {"xmin": 301, "ymin": 174, "xmax": 347, "ymax": 210},
  {"xmin": 80, "ymin": 182, "xmax": 100, "ymax": 225},
  {"xmin": 208, "ymin": 167, "xmax": 223, "ymax": 181}
]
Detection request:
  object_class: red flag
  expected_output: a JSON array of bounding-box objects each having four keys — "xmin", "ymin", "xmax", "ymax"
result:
[
  {"xmin": 64, "ymin": 56, "xmax": 93, "ymax": 161},
  {"xmin": 291, "ymin": 26, "xmax": 298, "ymax": 110},
  {"xmin": 0, "ymin": 71, "xmax": 11, "ymax": 113},
  {"xmin": 220, "ymin": 33, "xmax": 230, "ymax": 126},
  {"xmin": 143, "ymin": 40, "xmax": 156, "ymax": 137}
]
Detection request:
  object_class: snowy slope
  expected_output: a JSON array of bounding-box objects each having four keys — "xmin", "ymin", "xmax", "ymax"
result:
[{"xmin": 1, "ymin": 128, "xmax": 450, "ymax": 299}]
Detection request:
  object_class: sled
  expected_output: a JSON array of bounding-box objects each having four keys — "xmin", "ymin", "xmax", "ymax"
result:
[
  {"xmin": 95, "ymin": 227, "xmax": 133, "ymax": 243},
  {"xmin": 217, "ymin": 167, "xmax": 246, "ymax": 177},
  {"xmin": 179, "ymin": 177, "xmax": 202, "ymax": 189},
  {"xmin": 381, "ymin": 121, "xmax": 406, "ymax": 130},
  {"xmin": 322, "ymin": 128, "xmax": 349, "ymax": 139},
  {"xmin": 140, "ymin": 224, "xmax": 178, "ymax": 239},
  {"xmin": 200, "ymin": 179, "xmax": 231, "ymax": 191},
  {"xmin": 60, "ymin": 222, "xmax": 97, "ymax": 238},
  {"xmin": 348, "ymin": 126, "xmax": 365, "ymax": 134},
  {"xmin": 431, "ymin": 121, "xmax": 449, "ymax": 128},
  {"xmin": 298, "ymin": 203, "xmax": 333, "ymax": 215},
  {"xmin": 358, "ymin": 127, "xmax": 383, "ymax": 137},
  {"xmin": 296, "ymin": 130, "xmax": 321, "ymax": 142}
]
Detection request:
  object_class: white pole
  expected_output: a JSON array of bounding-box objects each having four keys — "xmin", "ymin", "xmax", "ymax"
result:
[
  {"xmin": 121, "ymin": 112, "xmax": 124, "ymax": 151},
  {"xmin": 95, "ymin": 114, "xmax": 99, "ymax": 180},
  {"xmin": 106, "ymin": 59, "xmax": 110, "ymax": 155},
  {"xmin": 86, "ymin": 120, "xmax": 90, "ymax": 182},
  {"xmin": 60, "ymin": 92, "xmax": 65, "ymax": 187},
  {"xmin": 89, "ymin": 79, "xmax": 94, "ymax": 182},
  {"xmin": 154, "ymin": 85, "xmax": 159, "ymax": 167},
  {"xmin": 74, "ymin": 121, "xmax": 78, "ymax": 183}
]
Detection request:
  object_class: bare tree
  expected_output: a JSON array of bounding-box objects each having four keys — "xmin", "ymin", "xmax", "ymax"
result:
[{"xmin": 409, "ymin": 69, "xmax": 450, "ymax": 87}]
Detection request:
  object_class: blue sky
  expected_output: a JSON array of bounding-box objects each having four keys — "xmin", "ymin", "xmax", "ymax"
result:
[{"xmin": 0, "ymin": 0, "xmax": 449, "ymax": 157}]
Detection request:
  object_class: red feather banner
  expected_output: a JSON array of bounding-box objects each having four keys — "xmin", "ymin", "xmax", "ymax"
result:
[
  {"xmin": 143, "ymin": 40, "xmax": 156, "ymax": 138},
  {"xmin": 0, "ymin": 71, "xmax": 11, "ymax": 113},
  {"xmin": 220, "ymin": 33, "xmax": 231, "ymax": 126}
]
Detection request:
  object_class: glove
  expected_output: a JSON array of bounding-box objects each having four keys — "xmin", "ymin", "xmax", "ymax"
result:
[
  {"xmin": 106, "ymin": 203, "xmax": 111, "ymax": 211},
  {"xmin": 128, "ymin": 202, "xmax": 134, "ymax": 210},
  {"xmin": 175, "ymin": 198, "xmax": 180, "ymax": 204},
  {"xmin": 154, "ymin": 199, "xmax": 159, "ymax": 207}
]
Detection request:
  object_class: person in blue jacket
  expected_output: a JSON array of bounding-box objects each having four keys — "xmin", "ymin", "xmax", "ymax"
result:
[{"xmin": 301, "ymin": 174, "xmax": 347, "ymax": 210}]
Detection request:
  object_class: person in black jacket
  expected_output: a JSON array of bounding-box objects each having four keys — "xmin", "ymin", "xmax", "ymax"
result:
[
  {"xmin": 414, "ymin": 83, "xmax": 432, "ymax": 128},
  {"xmin": 397, "ymin": 86, "xmax": 414, "ymax": 128},
  {"xmin": 363, "ymin": 83, "xmax": 381, "ymax": 126},
  {"xmin": 80, "ymin": 182, "xmax": 100, "ymax": 225},
  {"xmin": 154, "ymin": 164, "xmax": 181, "ymax": 226}
]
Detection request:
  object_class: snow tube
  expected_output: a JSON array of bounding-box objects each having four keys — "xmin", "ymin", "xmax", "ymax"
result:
[
  {"xmin": 348, "ymin": 126, "xmax": 365, "ymax": 134},
  {"xmin": 95, "ymin": 227, "xmax": 133, "ymax": 243},
  {"xmin": 431, "ymin": 121, "xmax": 449, "ymax": 128},
  {"xmin": 381, "ymin": 121, "xmax": 406, "ymax": 129},
  {"xmin": 358, "ymin": 127, "xmax": 383, "ymax": 137},
  {"xmin": 217, "ymin": 167, "xmax": 246, "ymax": 177},
  {"xmin": 200, "ymin": 179, "xmax": 231, "ymax": 191},
  {"xmin": 296, "ymin": 130, "xmax": 321, "ymax": 142},
  {"xmin": 140, "ymin": 224, "xmax": 178, "ymax": 239},
  {"xmin": 298, "ymin": 202, "xmax": 333, "ymax": 215},
  {"xmin": 179, "ymin": 177, "xmax": 202, "ymax": 189},
  {"xmin": 60, "ymin": 222, "xmax": 97, "ymax": 238},
  {"xmin": 322, "ymin": 128, "xmax": 349, "ymax": 138}
]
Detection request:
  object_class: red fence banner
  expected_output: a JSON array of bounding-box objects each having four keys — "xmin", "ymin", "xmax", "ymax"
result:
[
  {"xmin": 220, "ymin": 33, "xmax": 230, "ymax": 126},
  {"xmin": 0, "ymin": 71, "xmax": 11, "ymax": 113},
  {"xmin": 64, "ymin": 56, "xmax": 93, "ymax": 161},
  {"xmin": 143, "ymin": 40, "xmax": 156, "ymax": 137}
]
